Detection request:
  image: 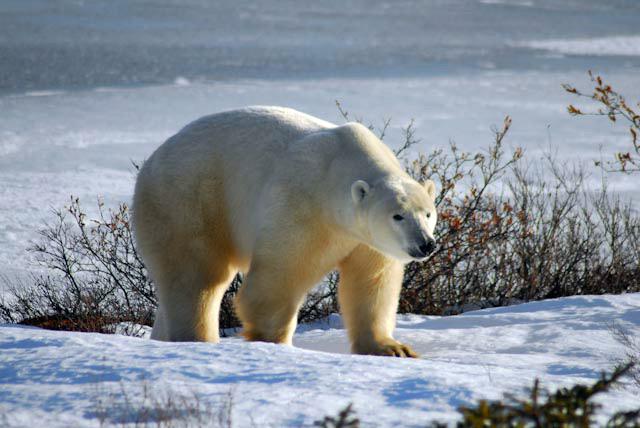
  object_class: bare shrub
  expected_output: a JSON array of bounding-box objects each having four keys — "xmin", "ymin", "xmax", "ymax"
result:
[
  {"xmin": 0, "ymin": 198, "xmax": 154, "ymax": 335},
  {"xmin": 219, "ymin": 275, "xmax": 242, "ymax": 337},
  {"xmin": 453, "ymin": 363, "xmax": 639, "ymax": 427},
  {"xmin": 299, "ymin": 271, "xmax": 340, "ymax": 324},
  {"xmin": 610, "ymin": 322, "xmax": 640, "ymax": 390},
  {"xmin": 314, "ymin": 403, "xmax": 359, "ymax": 428},
  {"xmin": 564, "ymin": 71, "xmax": 640, "ymax": 173},
  {"xmin": 333, "ymin": 102, "xmax": 640, "ymax": 315},
  {"xmin": 408, "ymin": 135, "xmax": 639, "ymax": 314},
  {"xmin": 401, "ymin": 117, "xmax": 524, "ymax": 313},
  {"xmin": 319, "ymin": 365, "xmax": 640, "ymax": 427}
]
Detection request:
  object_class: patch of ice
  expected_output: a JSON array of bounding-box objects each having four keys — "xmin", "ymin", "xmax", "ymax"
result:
[
  {"xmin": 479, "ymin": 0, "xmax": 533, "ymax": 7},
  {"xmin": 174, "ymin": 76, "xmax": 191, "ymax": 87},
  {"xmin": 22, "ymin": 90, "xmax": 66, "ymax": 97},
  {"xmin": 93, "ymin": 87, "xmax": 127, "ymax": 93},
  {"xmin": 0, "ymin": 132, "xmax": 24, "ymax": 156},
  {"xmin": 515, "ymin": 36, "xmax": 640, "ymax": 57}
]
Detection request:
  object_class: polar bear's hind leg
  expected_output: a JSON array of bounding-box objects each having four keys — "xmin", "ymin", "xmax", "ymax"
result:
[{"xmin": 151, "ymin": 243, "xmax": 237, "ymax": 343}]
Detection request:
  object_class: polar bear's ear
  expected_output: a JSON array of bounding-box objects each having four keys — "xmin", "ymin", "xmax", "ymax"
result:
[
  {"xmin": 423, "ymin": 179, "xmax": 436, "ymax": 200},
  {"xmin": 351, "ymin": 180, "xmax": 370, "ymax": 204}
]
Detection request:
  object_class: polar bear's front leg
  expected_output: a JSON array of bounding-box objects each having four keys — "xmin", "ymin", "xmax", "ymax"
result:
[{"xmin": 338, "ymin": 244, "xmax": 418, "ymax": 358}]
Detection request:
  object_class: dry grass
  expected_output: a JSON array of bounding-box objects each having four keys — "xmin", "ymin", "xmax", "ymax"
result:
[
  {"xmin": 610, "ymin": 322, "xmax": 640, "ymax": 390},
  {"xmin": 93, "ymin": 382, "xmax": 236, "ymax": 428}
]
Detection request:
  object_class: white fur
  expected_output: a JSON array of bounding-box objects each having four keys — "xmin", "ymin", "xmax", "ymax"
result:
[{"xmin": 133, "ymin": 106, "xmax": 437, "ymax": 356}]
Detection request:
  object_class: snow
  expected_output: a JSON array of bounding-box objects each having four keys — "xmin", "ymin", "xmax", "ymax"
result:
[{"xmin": 1, "ymin": 294, "xmax": 638, "ymax": 427}]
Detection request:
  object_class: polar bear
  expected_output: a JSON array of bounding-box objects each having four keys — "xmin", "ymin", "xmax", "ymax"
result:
[{"xmin": 132, "ymin": 106, "xmax": 437, "ymax": 357}]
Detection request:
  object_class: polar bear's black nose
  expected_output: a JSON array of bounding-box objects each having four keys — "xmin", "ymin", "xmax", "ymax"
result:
[
  {"xmin": 411, "ymin": 237, "xmax": 436, "ymax": 258},
  {"xmin": 419, "ymin": 238, "xmax": 436, "ymax": 256}
]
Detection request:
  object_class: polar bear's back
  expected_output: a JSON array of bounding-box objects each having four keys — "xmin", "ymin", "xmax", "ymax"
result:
[
  {"xmin": 133, "ymin": 107, "xmax": 340, "ymax": 267},
  {"xmin": 152, "ymin": 106, "xmax": 335, "ymax": 180},
  {"xmin": 182, "ymin": 106, "xmax": 335, "ymax": 151}
]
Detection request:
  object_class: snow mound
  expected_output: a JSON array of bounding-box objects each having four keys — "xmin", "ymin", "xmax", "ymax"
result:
[
  {"xmin": 1, "ymin": 294, "xmax": 639, "ymax": 427},
  {"xmin": 515, "ymin": 36, "xmax": 640, "ymax": 57}
]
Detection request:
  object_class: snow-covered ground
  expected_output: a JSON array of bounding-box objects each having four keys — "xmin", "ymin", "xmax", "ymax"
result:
[
  {"xmin": 2, "ymin": 71, "xmax": 639, "ymax": 284},
  {"xmin": 1, "ymin": 293, "xmax": 638, "ymax": 427}
]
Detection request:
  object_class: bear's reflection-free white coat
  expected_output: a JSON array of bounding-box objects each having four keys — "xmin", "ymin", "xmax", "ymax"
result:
[{"xmin": 132, "ymin": 106, "xmax": 437, "ymax": 357}]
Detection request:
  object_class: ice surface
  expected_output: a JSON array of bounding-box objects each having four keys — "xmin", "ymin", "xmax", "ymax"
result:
[
  {"xmin": 0, "ymin": 294, "xmax": 638, "ymax": 427},
  {"xmin": 2, "ymin": 0, "xmax": 639, "ymax": 93},
  {"xmin": 516, "ymin": 36, "xmax": 640, "ymax": 57}
]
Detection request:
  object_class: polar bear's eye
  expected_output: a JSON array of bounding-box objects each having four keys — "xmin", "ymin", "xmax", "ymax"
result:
[
  {"xmin": 426, "ymin": 212, "xmax": 431, "ymax": 218},
  {"xmin": 393, "ymin": 214, "xmax": 404, "ymax": 221}
]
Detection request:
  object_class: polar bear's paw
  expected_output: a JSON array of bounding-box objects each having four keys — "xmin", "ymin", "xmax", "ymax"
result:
[{"xmin": 354, "ymin": 338, "xmax": 419, "ymax": 358}]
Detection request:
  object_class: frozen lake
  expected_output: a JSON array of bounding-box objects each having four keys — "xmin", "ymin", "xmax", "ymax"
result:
[
  {"xmin": 1, "ymin": 0, "xmax": 639, "ymax": 281},
  {"xmin": 2, "ymin": 0, "xmax": 640, "ymax": 93}
]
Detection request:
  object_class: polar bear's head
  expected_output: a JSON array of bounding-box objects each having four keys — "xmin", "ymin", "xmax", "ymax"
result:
[{"xmin": 351, "ymin": 177, "xmax": 438, "ymax": 263}]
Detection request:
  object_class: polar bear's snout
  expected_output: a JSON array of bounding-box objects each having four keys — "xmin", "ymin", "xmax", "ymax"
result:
[{"xmin": 409, "ymin": 234, "xmax": 436, "ymax": 259}]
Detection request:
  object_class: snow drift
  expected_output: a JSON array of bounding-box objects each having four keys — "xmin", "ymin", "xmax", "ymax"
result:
[{"xmin": 1, "ymin": 293, "xmax": 638, "ymax": 427}]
